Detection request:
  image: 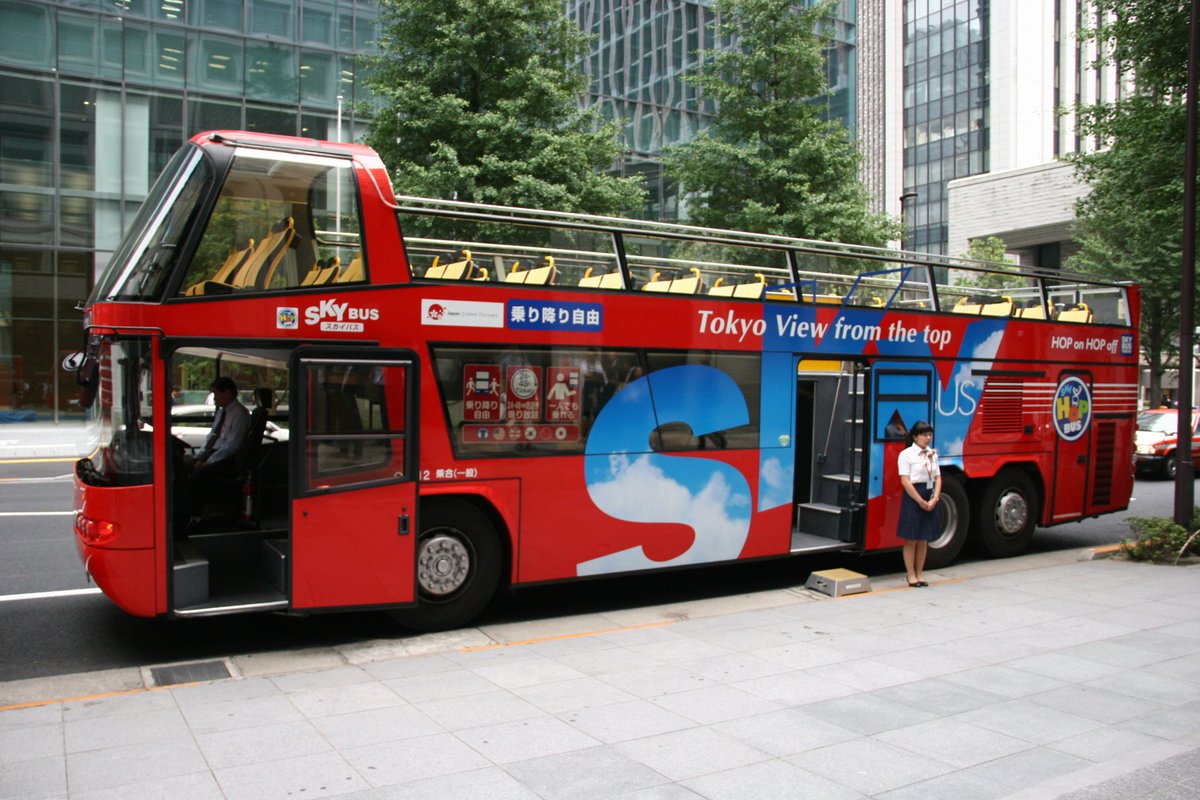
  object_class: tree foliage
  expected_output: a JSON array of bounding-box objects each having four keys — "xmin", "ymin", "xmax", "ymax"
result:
[
  {"xmin": 1066, "ymin": 0, "xmax": 1195, "ymax": 400},
  {"xmin": 363, "ymin": 0, "xmax": 644, "ymax": 222},
  {"xmin": 957, "ymin": 236, "xmax": 1019, "ymax": 291},
  {"xmin": 663, "ymin": 0, "xmax": 898, "ymax": 247}
]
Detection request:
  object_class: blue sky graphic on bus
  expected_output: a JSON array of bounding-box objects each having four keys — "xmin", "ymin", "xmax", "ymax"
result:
[{"xmin": 579, "ymin": 365, "xmax": 752, "ymax": 576}]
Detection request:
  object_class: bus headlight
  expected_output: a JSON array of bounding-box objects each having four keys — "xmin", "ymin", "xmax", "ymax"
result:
[{"xmin": 75, "ymin": 512, "xmax": 118, "ymax": 546}]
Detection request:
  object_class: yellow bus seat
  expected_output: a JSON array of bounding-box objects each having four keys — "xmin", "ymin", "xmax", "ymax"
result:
[
  {"xmin": 708, "ymin": 278, "xmax": 733, "ymax": 296},
  {"xmin": 766, "ymin": 287, "xmax": 797, "ymax": 302},
  {"xmin": 234, "ymin": 217, "xmax": 295, "ymax": 291},
  {"xmin": 642, "ymin": 271, "xmax": 671, "ymax": 292},
  {"xmin": 1016, "ymin": 302, "xmax": 1048, "ymax": 319},
  {"xmin": 668, "ymin": 267, "xmax": 704, "ymax": 294},
  {"xmin": 504, "ymin": 261, "xmax": 526, "ymax": 282},
  {"xmin": 301, "ymin": 257, "xmax": 342, "ymax": 287},
  {"xmin": 183, "ymin": 238, "xmax": 255, "ymax": 296},
  {"xmin": 473, "ymin": 267, "xmax": 490, "ymax": 281},
  {"xmin": 1055, "ymin": 302, "xmax": 1093, "ymax": 323},
  {"xmin": 426, "ymin": 250, "xmax": 474, "ymax": 280},
  {"xmin": 335, "ymin": 253, "xmax": 364, "ymax": 283},
  {"xmin": 732, "ymin": 278, "xmax": 766, "ymax": 299},
  {"xmin": 953, "ymin": 296, "xmax": 983, "ymax": 314},
  {"xmin": 981, "ymin": 297, "xmax": 1014, "ymax": 316},
  {"xmin": 578, "ymin": 266, "xmax": 624, "ymax": 289}
]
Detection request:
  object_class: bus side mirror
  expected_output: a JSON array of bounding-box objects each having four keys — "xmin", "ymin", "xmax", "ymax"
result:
[{"xmin": 63, "ymin": 352, "xmax": 99, "ymax": 409}]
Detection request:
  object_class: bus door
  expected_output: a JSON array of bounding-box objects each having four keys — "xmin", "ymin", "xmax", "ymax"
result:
[
  {"xmin": 793, "ymin": 359, "xmax": 868, "ymax": 550},
  {"xmin": 868, "ymin": 363, "xmax": 936, "ymax": 550},
  {"xmin": 1050, "ymin": 371, "xmax": 1093, "ymax": 523},
  {"xmin": 290, "ymin": 348, "xmax": 419, "ymax": 610}
]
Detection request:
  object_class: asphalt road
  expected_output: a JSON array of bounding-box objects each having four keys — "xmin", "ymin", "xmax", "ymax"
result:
[{"xmin": 0, "ymin": 458, "xmax": 1181, "ymax": 684}]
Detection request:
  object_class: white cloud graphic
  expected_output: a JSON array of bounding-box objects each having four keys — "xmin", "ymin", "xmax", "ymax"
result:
[
  {"xmin": 758, "ymin": 455, "xmax": 793, "ymax": 510},
  {"xmin": 579, "ymin": 453, "xmax": 752, "ymax": 576}
]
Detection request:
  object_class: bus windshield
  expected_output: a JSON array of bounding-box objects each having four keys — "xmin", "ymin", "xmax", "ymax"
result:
[{"xmin": 90, "ymin": 145, "xmax": 213, "ymax": 303}]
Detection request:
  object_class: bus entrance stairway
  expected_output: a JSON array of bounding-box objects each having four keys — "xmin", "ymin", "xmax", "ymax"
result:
[
  {"xmin": 171, "ymin": 529, "xmax": 289, "ymax": 616},
  {"xmin": 793, "ymin": 366, "xmax": 865, "ymax": 553}
]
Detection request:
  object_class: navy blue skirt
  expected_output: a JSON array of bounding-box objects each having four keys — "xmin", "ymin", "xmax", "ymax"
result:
[{"xmin": 898, "ymin": 485, "xmax": 941, "ymax": 541}]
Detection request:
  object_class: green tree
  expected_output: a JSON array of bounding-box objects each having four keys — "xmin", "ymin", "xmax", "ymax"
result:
[
  {"xmin": 663, "ymin": 0, "xmax": 898, "ymax": 247},
  {"xmin": 1066, "ymin": 0, "xmax": 1195, "ymax": 402},
  {"xmin": 957, "ymin": 236, "xmax": 1020, "ymax": 291},
  {"xmin": 363, "ymin": 0, "xmax": 644, "ymax": 228}
]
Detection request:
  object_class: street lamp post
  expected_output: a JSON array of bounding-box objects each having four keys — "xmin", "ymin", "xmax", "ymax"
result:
[{"xmin": 899, "ymin": 192, "xmax": 917, "ymax": 250}]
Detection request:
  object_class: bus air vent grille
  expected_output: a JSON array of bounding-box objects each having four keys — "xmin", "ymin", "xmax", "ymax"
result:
[
  {"xmin": 978, "ymin": 379, "xmax": 1024, "ymax": 435},
  {"xmin": 1091, "ymin": 421, "xmax": 1116, "ymax": 506}
]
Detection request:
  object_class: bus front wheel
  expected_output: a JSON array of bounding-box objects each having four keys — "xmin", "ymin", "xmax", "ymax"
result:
[
  {"xmin": 390, "ymin": 501, "xmax": 502, "ymax": 632},
  {"xmin": 925, "ymin": 475, "xmax": 969, "ymax": 569},
  {"xmin": 975, "ymin": 469, "xmax": 1038, "ymax": 558}
]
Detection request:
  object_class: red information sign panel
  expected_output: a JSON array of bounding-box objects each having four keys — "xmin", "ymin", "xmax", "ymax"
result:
[
  {"xmin": 545, "ymin": 366, "xmax": 581, "ymax": 423},
  {"xmin": 505, "ymin": 366, "xmax": 542, "ymax": 422},
  {"xmin": 463, "ymin": 364, "xmax": 502, "ymax": 422}
]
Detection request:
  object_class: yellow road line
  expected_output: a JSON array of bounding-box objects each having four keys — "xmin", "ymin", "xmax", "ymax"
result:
[
  {"xmin": 0, "ymin": 681, "xmax": 200, "ymax": 713},
  {"xmin": 458, "ymin": 619, "xmax": 677, "ymax": 653},
  {"xmin": 0, "ymin": 456, "xmax": 79, "ymax": 465}
]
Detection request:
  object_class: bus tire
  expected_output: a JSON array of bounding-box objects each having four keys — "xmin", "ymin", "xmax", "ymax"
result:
[
  {"xmin": 389, "ymin": 501, "xmax": 502, "ymax": 632},
  {"xmin": 975, "ymin": 469, "xmax": 1038, "ymax": 558},
  {"xmin": 925, "ymin": 475, "xmax": 969, "ymax": 569}
]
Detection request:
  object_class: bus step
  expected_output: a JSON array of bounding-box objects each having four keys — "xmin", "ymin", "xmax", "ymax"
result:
[
  {"xmin": 797, "ymin": 502, "xmax": 851, "ymax": 541},
  {"xmin": 790, "ymin": 531, "xmax": 854, "ymax": 554},
  {"xmin": 822, "ymin": 472, "xmax": 854, "ymax": 483}
]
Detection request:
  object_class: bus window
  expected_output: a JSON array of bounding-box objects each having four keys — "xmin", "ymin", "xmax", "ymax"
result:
[
  {"xmin": 644, "ymin": 351, "xmax": 761, "ymax": 450},
  {"xmin": 80, "ymin": 337, "xmax": 155, "ymax": 486},
  {"xmin": 178, "ymin": 150, "xmax": 364, "ymax": 296},
  {"xmin": 93, "ymin": 146, "xmax": 213, "ymax": 302},
  {"xmin": 304, "ymin": 362, "xmax": 406, "ymax": 490},
  {"xmin": 399, "ymin": 212, "xmax": 618, "ymax": 285},
  {"xmin": 943, "ymin": 263, "xmax": 1039, "ymax": 318},
  {"xmin": 432, "ymin": 345, "xmax": 641, "ymax": 456}
]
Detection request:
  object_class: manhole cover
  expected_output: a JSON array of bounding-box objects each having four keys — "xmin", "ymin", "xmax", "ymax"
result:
[{"xmin": 147, "ymin": 659, "xmax": 231, "ymax": 687}]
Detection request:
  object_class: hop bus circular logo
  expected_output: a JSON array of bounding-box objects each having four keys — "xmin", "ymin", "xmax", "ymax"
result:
[
  {"xmin": 426, "ymin": 303, "xmax": 446, "ymax": 321},
  {"xmin": 1052, "ymin": 376, "xmax": 1092, "ymax": 441}
]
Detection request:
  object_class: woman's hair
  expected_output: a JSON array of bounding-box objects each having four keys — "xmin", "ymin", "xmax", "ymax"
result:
[{"xmin": 908, "ymin": 420, "xmax": 933, "ymax": 445}]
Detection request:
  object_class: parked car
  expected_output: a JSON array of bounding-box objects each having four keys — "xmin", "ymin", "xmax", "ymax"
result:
[
  {"xmin": 1135, "ymin": 408, "xmax": 1200, "ymax": 479},
  {"xmin": 169, "ymin": 403, "xmax": 289, "ymax": 449}
]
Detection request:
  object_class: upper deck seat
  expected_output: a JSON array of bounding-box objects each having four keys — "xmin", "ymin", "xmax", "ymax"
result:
[
  {"xmin": 183, "ymin": 239, "xmax": 255, "ymax": 296},
  {"xmin": 424, "ymin": 250, "xmax": 475, "ymax": 280},
  {"xmin": 300, "ymin": 257, "xmax": 342, "ymax": 286},
  {"xmin": 505, "ymin": 256, "xmax": 557, "ymax": 285},
  {"xmin": 1055, "ymin": 302, "xmax": 1093, "ymax": 323},
  {"xmin": 708, "ymin": 274, "xmax": 766, "ymax": 299},
  {"xmin": 335, "ymin": 252, "xmax": 364, "ymax": 283},
  {"xmin": 578, "ymin": 266, "xmax": 625, "ymax": 289}
]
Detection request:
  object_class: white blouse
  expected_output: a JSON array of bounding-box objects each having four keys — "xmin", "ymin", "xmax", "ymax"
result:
[{"xmin": 898, "ymin": 443, "xmax": 940, "ymax": 488}]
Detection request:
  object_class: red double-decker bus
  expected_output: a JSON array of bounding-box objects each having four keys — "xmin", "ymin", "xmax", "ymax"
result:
[{"xmin": 70, "ymin": 131, "xmax": 1139, "ymax": 629}]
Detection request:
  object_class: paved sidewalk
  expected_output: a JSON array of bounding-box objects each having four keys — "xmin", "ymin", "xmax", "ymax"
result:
[{"xmin": 1, "ymin": 552, "xmax": 1198, "ymax": 799}]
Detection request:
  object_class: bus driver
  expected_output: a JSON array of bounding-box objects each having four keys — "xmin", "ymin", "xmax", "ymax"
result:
[{"xmin": 186, "ymin": 376, "xmax": 249, "ymax": 519}]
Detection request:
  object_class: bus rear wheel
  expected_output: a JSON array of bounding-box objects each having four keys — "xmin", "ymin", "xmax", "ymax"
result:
[
  {"xmin": 975, "ymin": 469, "xmax": 1038, "ymax": 558},
  {"xmin": 390, "ymin": 501, "xmax": 502, "ymax": 632},
  {"xmin": 925, "ymin": 475, "xmax": 969, "ymax": 569}
]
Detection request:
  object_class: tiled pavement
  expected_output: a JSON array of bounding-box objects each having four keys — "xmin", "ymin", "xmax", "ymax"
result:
[{"xmin": 2, "ymin": 552, "xmax": 1198, "ymax": 799}]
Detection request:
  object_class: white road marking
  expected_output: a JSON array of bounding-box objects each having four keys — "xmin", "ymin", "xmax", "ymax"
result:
[
  {"xmin": 0, "ymin": 511, "xmax": 76, "ymax": 517},
  {"xmin": 0, "ymin": 588, "xmax": 102, "ymax": 603}
]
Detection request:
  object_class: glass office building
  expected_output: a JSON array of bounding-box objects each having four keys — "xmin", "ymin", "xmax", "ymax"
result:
[
  {"xmin": 0, "ymin": 0, "xmax": 378, "ymax": 420},
  {"xmin": 901, "ymin": 0, "xmax": 988, "ymax": 254},
  {"xmin": 568, "ymin": 0, "xmax": 860, "ymax": 220}
]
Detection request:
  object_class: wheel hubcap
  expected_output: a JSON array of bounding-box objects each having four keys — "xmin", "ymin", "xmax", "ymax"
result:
[
  {"xmin": 416, "ymin": 533, "xmax": 471, "ymax": 597},
  {"xmin": 995, "ymin": 491, "xmax": 1029, "ymax": 536}
]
